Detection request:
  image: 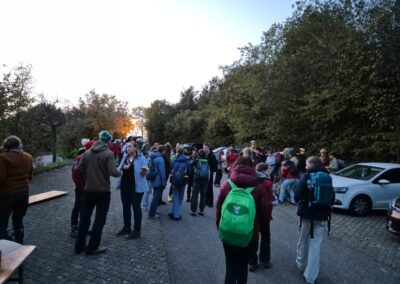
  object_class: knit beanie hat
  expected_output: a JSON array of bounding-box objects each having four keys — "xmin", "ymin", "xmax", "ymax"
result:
[{"xmin": 99, "ymin": 131, "xmax": 112, "ymax": 143}]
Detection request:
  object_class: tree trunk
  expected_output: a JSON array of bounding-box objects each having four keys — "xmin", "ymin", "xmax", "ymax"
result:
[{"xmin": 52, "ymin": 126, "xmax": 57, "ymax": 163}]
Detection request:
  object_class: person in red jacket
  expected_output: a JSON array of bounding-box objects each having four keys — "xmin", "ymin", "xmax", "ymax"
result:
[
  {"xmin": 216, "ymin": 148, "xmax": 268, "ymax": 284},
  {"xmin": 248, "ymin": 162, "xmax": 276, "ymax": 272},
  {"xmin": 70, "ymin": 140, "xmax": 94, "ymax": 238},
  {"xmin": 226, "ymin": 144, "xmax": 239, "ymax": 178}
]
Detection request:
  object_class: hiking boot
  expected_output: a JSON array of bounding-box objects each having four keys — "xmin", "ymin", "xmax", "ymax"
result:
[
  {"xmin": 168, "ymin": 212, "xmax": 174, "ymax": 219},
  {"xmin": 172, "ymin": 216, "xmax": 182, "ymax": 221},
  {"xmin": 86, "ymin": 247, "xmax": 108, "ymax": 255},
  {"xmin": 158, "ymin": 200, "xmax": 166, "ymax": 205},
  {"xmin": 198, "ymin": 211, "xmax": 204, "ymax": 216},
  {"xmin": 249, "ymin": 264, "xmax": 258, "ymax": 272},
  {"xmin": 70, "ymin": 226, "xmax": 78, "ymax": 238},
  {"xmin": 189, "ymin": 212, "xmax": 196, "ymax": 217},
  {"xmin": 116, "ymin": 227, "xmax": 131, "ymax": 236},
  {"xmin": 127, "ymin": 231, "xmax": 141, "ymax": 239},
  {"xmin": 186, "ymin": 197, "xmax": 191, "ymax": 202}
]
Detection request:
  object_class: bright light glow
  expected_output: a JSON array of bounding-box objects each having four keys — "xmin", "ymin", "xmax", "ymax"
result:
[{"xmin": 0, "ymin": 0, "xmax": 294, "ymax": 107}]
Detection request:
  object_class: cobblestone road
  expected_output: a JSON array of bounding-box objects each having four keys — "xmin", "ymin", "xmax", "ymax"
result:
[
  {"xmin": 17, "ymin": 167, "xmax": 400, "ymax": 283},
  {"xmin": 24, "ymin": 166, "xmax": 169, "ymax": 284}
]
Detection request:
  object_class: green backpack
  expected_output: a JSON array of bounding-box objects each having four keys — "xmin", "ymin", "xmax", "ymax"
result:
[{"xmin": 218, "ymin": 180, "xmax": 256, "ymax": 247}]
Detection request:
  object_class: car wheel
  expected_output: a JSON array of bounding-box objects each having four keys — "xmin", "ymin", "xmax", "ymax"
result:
[{"xmin": 350, "ymin": 196, "xmax": 371, "ymax": 216}]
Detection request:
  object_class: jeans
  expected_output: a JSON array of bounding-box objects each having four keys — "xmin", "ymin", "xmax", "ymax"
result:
[
  {"xmin": 170, "ymin": 184, "xmax": 185, "ymax": 218},
  {"xmin": 190, "ymin": 181, "xmax": 207, "ymax": 213},
  {"xmin": 279, "ymin": 178, "xmax": 298, "ymax": 203},
  {"xmin": 223, "ymin": 242, "xmax": 251, "ymax": 284},
  {"xmin": 120, "ymin": 188, "xmax": 144, "ymax": 232},
  {"xmin": 71, "ymin": 189, "xmax": 84, "ymax": 227},
  {"xmin": 296, "ymin": 219, "xmax": 326, "ymax": 284},
  {"xmin": 141, "ymin": 187, "xmax": 152, "ymax": 209},
  {"xmin": 206, "ymin": 171, "xmax": 215, "ymax": 205},
  {"xmin": 215, "ymin": 169, "xmax": 223, "ymax": 185},
  {"xmin": 148, "ymin": 187, "xmax": 164, "ymax": 217},
  {"xmin": 0, "ymin": 191, "xmax": 28, "ymax": 244},
  {"xmin": 76, "ymin": 191, "xmax": 110, "ymax": 253}
]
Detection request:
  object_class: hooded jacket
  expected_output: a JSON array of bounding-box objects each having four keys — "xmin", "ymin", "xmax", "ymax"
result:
[
  {"xmin": 148, "ymin": 151, "xmax": 167, "ymax": 188},
  {"xmin": 295, "ymin": 166, "xmax": 335, "ymax": 221},
  {"xmin": 0, "ymin": 151, "xmax": 33, "ymax": 196},
  {"xmin": 77, "ymin": 141, "xmax": 121, "ymax": 192},
  {"xmin": 216, "ymin": 164, "xmax": 268, "ymax": 234},
  {"xmin": 257, "ymin": 171, "xmax": 275, "ymax": 221}
]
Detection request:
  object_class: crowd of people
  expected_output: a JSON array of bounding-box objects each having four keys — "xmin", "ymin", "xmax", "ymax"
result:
[{"xmin": 0, "ymin": 133, "xmax": 337, "ymax": 284}]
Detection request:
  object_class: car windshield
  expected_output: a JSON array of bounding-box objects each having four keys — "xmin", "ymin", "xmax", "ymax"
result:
[{"xmin": 333, "ymin": 165, "xmax": 384, "ymax": 180}]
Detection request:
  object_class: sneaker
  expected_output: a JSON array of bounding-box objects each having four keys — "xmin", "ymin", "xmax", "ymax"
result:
[
  {"xmin": 148, "ymin": 213, "xmax": 160, "ymax": 219},
  {"xmin": 116, "ymin": 227, "xmax": 131, "ymax": 236},
  {"xmin": 167, "ymin": 195, "xmax": 173, "ymax": 202},
  {"xmin": 186, "ymin": 198, "xmax": 191, "ymax": 202},
  {"xmin": 189, "ymin": 212, "xmax": 196, "ymax": 217},
  {"xmin": 159, "ymin": 200, "xmax": 167, "ymax": 205},
  {"xmin": 215, "ymin": 184, "xmax": 220, "ymax": 187},
  {"xmin": 172, "ymin": 216, "xmax": 182, "ymax": 221},
  {"xmin": 289, "ymin": 201, "xmax": 296, "ymax": 205},
  {"xmin": 249, "ymin": 264, "xmax": 258, "ymax": 272},
  {"xmin": 168, "ymin": 212, "xmax": 174, "ymax": 219},
  {"xmin": 86, "ymin": 247, "xmax": 108, "ymax": 255},
  {"xmin": 127, "ymin": 231, "xmax": 141, "ymax": 239},
  {"xmin": 70, "ymin": 226, "xmax": 78, "ymax": 238},
  {"xmin": 198, "ymin": 212, "xmax": 204, "ymax": 216}
]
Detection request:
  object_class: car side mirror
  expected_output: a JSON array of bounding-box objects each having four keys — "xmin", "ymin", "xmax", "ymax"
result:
[{"xmin": 378, "ymin": 179, "xmax": 390, "ymax": 185}]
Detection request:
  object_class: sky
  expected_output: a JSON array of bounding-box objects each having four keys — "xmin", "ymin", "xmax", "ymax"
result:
[{"xmin": 0, "ymin": 0, "xmax": 296, "ymax": 108}]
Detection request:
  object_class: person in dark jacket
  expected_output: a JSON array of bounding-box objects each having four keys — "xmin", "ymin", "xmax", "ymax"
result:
[
  {"xmin": 204, "ymin": 143, "xmax": 217, "ymax": 207},
  {"xmin": 295, "ymin": 156, "xmax": 335, "ymax": 284},
  {"xmin": 216, "ymin": 149, "xmax": 268, "ymax": 284},
  {"xmin": 75, "ymin": 130, "xmax": 121, "ymax": 255},
  {"xmin": 0, "ymin": 136, "xmax": 33, "ymax": 244}
]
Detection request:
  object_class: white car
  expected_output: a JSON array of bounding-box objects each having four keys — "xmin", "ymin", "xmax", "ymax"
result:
[{"xmin": 331, "ymin": 163, "xmax": 400, "ymax": 216}]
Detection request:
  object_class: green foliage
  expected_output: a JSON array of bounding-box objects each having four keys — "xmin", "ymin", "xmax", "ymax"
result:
[{"xmin": 143, "ymin": 0, "xmax": 400, "ymax": 162}]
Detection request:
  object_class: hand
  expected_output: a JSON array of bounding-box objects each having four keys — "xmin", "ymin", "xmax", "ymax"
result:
[
  {"xmin": 123, "ymin": 164, "xmax": 130, "ymax": 170},
  {"xmin": 140, "ymin": 167, "xmax": 148, "ymax": 175}
]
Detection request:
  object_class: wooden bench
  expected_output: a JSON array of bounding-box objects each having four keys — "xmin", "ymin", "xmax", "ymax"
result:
[
  {"xmin": 28, "ymin": 190, "xmax": 68, "ymax": 205},
  {"xmin": 0, "ymin": 240, "xmax": 36, "ymax": 284}
]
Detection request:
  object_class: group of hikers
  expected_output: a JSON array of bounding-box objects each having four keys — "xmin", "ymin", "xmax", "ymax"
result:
[{"xmin": 0, "ymin": 132, "xmax": 337, "ymax": 284}]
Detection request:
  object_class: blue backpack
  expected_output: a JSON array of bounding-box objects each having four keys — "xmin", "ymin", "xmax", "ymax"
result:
[
  {"xmin": 194, "ymin": 158, "xmax": 209, "ymax": 182},
  {"xmin": 170, "ymin": 160, "xmax": 188, "ymax": 185},
  {"xmin": 307, "ymin": 172, "xmax": 335, "ymax": 206}
]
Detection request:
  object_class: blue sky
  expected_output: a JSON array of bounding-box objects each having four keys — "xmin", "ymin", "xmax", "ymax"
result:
[{"xmin": 0, "ymin": 0, "xmax": 296, "ymax": 107}]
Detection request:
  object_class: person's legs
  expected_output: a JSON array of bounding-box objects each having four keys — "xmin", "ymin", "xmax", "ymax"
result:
[
  {"xmin": 259, "ymin": 221, "xmax": 271, "ymax": 266},
  {"xmin": 248, "ymin": 235, "xmax": 259, "ymax": 271},
  {"xmin": 0, "ymin": 195, "xmax": 14, "ymax": 241},
  {"xmin": 304, "ymin": 221, "xmax": 326, "ymax": 284},
  {"xmin": 132, "ymin": 192, "xmax": 144, "ymax": 233},
  {"xmin": 71, "ymin": 189, "xmax": 82, "ymax": 227},
  {"xmin": 223, "ymin": 243, "xmax": 238, "ymax": 284},
  {"xmin": 215, "ymin": 169, "xmax": 223, "ymax": 186},
  {"xmin": 120, "ymin": 188, "xmax": 132, "ymax": 229},
  {"xmin": 287, "ymin": 179, "xmax": 299, "ymax": 203},
  {"xmin": 141, "ymin": 187, "xmax": 151, "ymax": 210},
  {"xmin": 11, "ymin": 191, "xmax": 28, "ymax": 244},
  {"xmin": 199, "ymin": 182, "xmax": 208, "ymax": 213},
  {"xmin": 279, "ymin": 179, "xmax": 295, "ymax": 202},
  {"xmin": 170, "ymin": 185, "xmax": 184, "ymax": 219},
  {"xmin": 237, "ymin": 244, "xmax": 251, "ymax": 284},
  {"xmin": 76, "ymin": 192, "xmax": 95, "ymax": 253},
  {"xmin": 186, "ymin": 179, "xmax": 193, "ymax": 202},
  {"xmin": 190, "ymin": 182, "xmax": 200, "ymax": 213},
  {"xmin": 86, "ymin": 192, "xmax": 111, "ymax": 253},
  {"xmin": 206, "ymin": 171, "xmax": 214, "ymax": 206},
  {"xmin": 149, "ymin": 187, "xmax": 163, "ymax": 217},
  {"xmin": 296, "ymin": 218, "xmax": 311, "ymax": 271}
]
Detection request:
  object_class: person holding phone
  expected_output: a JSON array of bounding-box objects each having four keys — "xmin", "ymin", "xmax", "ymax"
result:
[{"xmin": 116, "ymin": 141, "xmax": 149, "ymax": 239}]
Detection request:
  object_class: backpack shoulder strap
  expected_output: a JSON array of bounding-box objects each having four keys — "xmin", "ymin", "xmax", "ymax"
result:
[{"xmin": 227, "ymin": 179, "xmax": 237, "ymax": 190}]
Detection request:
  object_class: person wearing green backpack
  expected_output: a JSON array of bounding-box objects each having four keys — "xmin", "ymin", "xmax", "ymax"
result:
[{"xmin": 216, "ymin": 149, "xmax": 268, "ymax": 284}]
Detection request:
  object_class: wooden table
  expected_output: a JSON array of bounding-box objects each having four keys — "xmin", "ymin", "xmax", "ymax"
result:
[{"xmin": 0, "ymin": 240, "xmax": 36, "ymax": 284}]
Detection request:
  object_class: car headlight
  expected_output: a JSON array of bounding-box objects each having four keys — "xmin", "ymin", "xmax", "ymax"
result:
[{"xmin": 334, "ymin": 187, "xmax": 348, "ymax": 194}]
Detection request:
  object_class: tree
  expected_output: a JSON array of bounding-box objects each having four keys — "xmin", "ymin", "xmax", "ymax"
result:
[{"xmin": 32, "ymin": 97, "xmax": 66, "ymax": 162}]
